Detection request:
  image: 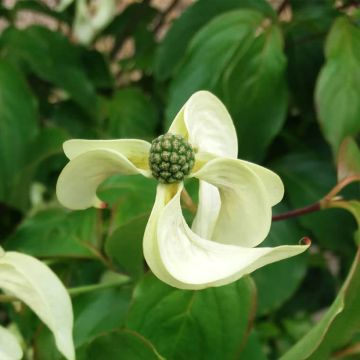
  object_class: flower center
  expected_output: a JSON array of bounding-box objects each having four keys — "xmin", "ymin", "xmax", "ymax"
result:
[{"xmin": 149, "ymin": 133, "xmax": 195, "ymax": 183}]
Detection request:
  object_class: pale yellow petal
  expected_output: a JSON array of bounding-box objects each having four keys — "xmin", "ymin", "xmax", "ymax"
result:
[
  {"xmin": 238, "ymin": 159, "xmax": 284, "ymax": 206},
  {"xmin": 192, "ymin": 157, "xmax": 272, "ymax": 247},
  {"xmin": 0, "ymin": 325, "xmax": 23, "ymax": 360},
  {"xmin": 191, "ymin": 181, "xmax": 220, "ymax": 239},
  {"xmin": 57, "ymin": 149, "xmax": 150, "ymax": 209},
  {"xmin": 143, "ymin": 183, "xmax": 191, "ymax": 289},
  {"xmin": 169, "ymin": 91, "xmax": 238, "ymax": 157},
  {"xmin": 63, "ymin": 138, "xmax": 151, "ymax": 172},
  {"xmin": 156, "ymin": 187, "xmax": 308, "ymax": 289},
  {"xmin": 0, "ymin": 252, "xmax": 74, "ymax": 360}
]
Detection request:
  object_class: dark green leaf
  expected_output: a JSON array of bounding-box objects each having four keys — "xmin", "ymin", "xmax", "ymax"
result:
[
  {"xmin": 239, "ymin": 331, "xmax": 267, "ymax": 360},
  {"xmin": 126, "ymin": 274, "xmax": 256, "ymax": 360},
  {"xmin": 166, "ymin": 10, "xmax": 263, "ymax": 122},
  {"xmin": 50, "ymin": 101, "xmax": 98, "ymax": 138},
  {"xmin": 1, "ymin": 26, "xmax": 99, "ymax": 119},
  {"xmin": 315, "ymin": 16, "xmax": 360, "ymax": 154},
  {"xmin": 167, "ymin": 10, "xmax": 288, "ymax": 160},
  {"xmin": 155, "ymin": 0, "xmax": 275, "ymax": 80},
  {"xmin": 77, "ymin": 329, "xmax": 163, "ymax": 360},
  {"xmin": 81, "ymin": 49, "xmax": 114, "ymax": 90},
  {"xmin": 6, "ymin": 208, "xmax": 97, "ymax": 257},
  {"xmin": 273, "ymin": 151, "xmax": 356, "ymax": 255},
  {"xmin": 253, "ymin": 209, "xmax": 308, "ymax": 316},
  {"xmin": 0, "ymin": 60, "xmax": 38, "ymax": 209},
  {"xmin": 281, "ymin": 247, "xmax": 360, "ymax": 359},
  {"xmin": 73, "ymin": 287, "xmax": 132, "ymax": 348},
  {"xmin": 105, "ymin": 214, "xmax": 148, "ymax": 279},
  {"xmin": 289, "ymin": 0, "xmax": 334, "ymax": 11},
  {"xmin": 221, "ymin": 23, "xmax": 288, "ymax": 160},
  {"xmin": 99, "ymin": 174, "xmax": 156, "ymax": 226},
  {"xmin": 107, "ymin": 87, "xmax": 159, "ymax": 139},
  {"xmin": 285, "ymin": 5, "xmax": 337, "ymax": 120}
]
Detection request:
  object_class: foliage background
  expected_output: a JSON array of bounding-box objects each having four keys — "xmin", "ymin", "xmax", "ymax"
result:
[{"xmin": 0, "ymin": 0, "xmax": 360, "ymax": 359}]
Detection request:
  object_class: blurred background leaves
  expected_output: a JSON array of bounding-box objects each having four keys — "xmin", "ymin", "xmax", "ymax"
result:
[{"xmin": 0, "ymin": 0, "xmax": 359, "ymax": 359}]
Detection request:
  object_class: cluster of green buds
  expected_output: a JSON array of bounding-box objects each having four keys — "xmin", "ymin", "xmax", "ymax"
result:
[{"xmin": 149, "ymin": 133, "xmax": 195, "ymax": 183}]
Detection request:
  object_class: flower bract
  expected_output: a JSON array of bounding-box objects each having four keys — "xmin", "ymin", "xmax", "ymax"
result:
[
  {"xmin": 0, "ymin": 247, "xmax": 75, "ymax": 360},
  {"xmin": 57, "ymin": 91, "xmax": 309, "ymax": 290}
]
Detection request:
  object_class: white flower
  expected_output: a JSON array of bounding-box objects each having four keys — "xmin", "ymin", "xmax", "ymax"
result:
[
  {"xmin": 56, "ymin": 91, "xmax": 309, "ymax": 290},
  {"xmin": 0, "ymin": 247, "xmax": 75, "ymax": 360},
  {"xmin": 0, "ymin": 325, "xmax": 22, "ymax": 360},
  {"xmin": 57, "ymin": 0, "xmax": 116, "ymax": 45}
]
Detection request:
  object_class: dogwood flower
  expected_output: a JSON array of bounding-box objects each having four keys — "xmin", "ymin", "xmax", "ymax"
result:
[
  {"xmin": 56, "ymin": 91, "xmax": 309, "ymax": 290},
  {"xmin": 0, "ymin": 247, "xmax": 74, "ymax": 360},
  {"xmin": 57, "ymin": 0, "xmax": 116, "ymax": 45}
]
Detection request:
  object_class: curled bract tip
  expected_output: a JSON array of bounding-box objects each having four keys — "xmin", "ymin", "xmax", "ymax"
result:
[
  {"xmin": 299, "ymin": 237, "xmax": 312, "ymax": 246},
  {"xmin": 99, "ymin": 202, "xmax": 108, "ymax": 209}
]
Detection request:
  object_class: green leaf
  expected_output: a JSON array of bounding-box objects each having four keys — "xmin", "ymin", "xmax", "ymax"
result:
[
  {"xmin": 1, "ymin": 26, "xmax": 99, "ymax": 119},
  {"xmin": 50, "ymin": 101, "xmax": 98, "ymax": 138},
  {"xmin": 0, "ymin": 60, "xmax": 39, "ymax": 209},
  {"xmin": 77, "ymin": 329, "xmax": 163, "ymax": 360},
  {"xmin": 99, "ymin": 174, "xmax": 156, "ymax": 226},
  {"xmin": 281, "ymin": 246, "xmax": 360, "ymax": 359},
  {"xmin": 286, "ymin": 5, "xmax": 337, "ymax": 120},
  {"xmin": 6, "ymin": 208, "xmax": 97, "ymax": 258},
  {"xmin": 329, "ymin": 200, "xmax": 360, "ymax": 244},
  {"xmin": 155, "ymin": 0, "xmax": 274, "ymax": 81},
  {"xmin": 315, "ymin": 16, "xmax": 360, "ymax": 154},
  {"xmin": 221, "ymin": 23, "xmax": 288, "ymax": 160},
  {"xmin": 105, "ymin": 214, "xmax": 148, "ymax": 280},
  {"xmin": 104, "ymin": 2, "xmax": 157, "ymax": 37},
  {"xmin": 239, "ymin": 331, "xmax": 267, "ymax": 360},
  {"xmin": 81, "ymin": 49, "xmax": 114, "ymax": 90},
  {"xmin": 253, "ymin": 209, "xmax": 308, "ymax": 316},
  {"xmin": 73, "ymin": 288, "xmax": 132, "ymax": 348},
  {"xmin": 28, "ymin": 126, "xmax": 69, "ymax": 167},
  {"xmin": 107, "ymin": 88, "xmax": 159, "ymax": 140},
  {"xmin": 126, "ymin": 274, "xmax": 256, "ymax": 360},
  {"xmin": 166, "ymin": 10, "xmax": 262, "ymax": 121},
  {"xmin": 337, "ymin": 137, "xmax": 360, "ymax": 182},
  {"xmin": 289, "ymin": 0, "xmax": 334, "ymax": 11},
  {"xmin": 167, "ymin": 10, "xmax": 288, "ymax": 160},
  {"xmin": 273, "ymin": 151, "xmax": 356, "ymax": 255}
]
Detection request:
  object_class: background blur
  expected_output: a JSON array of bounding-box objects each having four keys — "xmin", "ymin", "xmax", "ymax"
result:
[{"xmin": 0, "ymin": 0, "xmax": 360, "ymax": 359}]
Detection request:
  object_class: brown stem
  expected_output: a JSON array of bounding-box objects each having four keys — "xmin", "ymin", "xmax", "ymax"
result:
[
  {"xmin": 277, "ymin": 0, "xmax": 289, "ymax": 16},
  {"xmin": 272, "ymin": 202, "xmax": 321, "ymax": 222},
  {"xmin": 181, "ymin": 188, "xmax": 197, "ymax": 214},
  {"xmin": 153, "ymin": 0, "xmax": 180, "ymax": 34},
  {"xmin": 337, "ymin": 0, "xmax": 360, "ymax": 11},
  {"xmin": 324, "ymin": 175, "xmax": 360, "ymax": 201}
]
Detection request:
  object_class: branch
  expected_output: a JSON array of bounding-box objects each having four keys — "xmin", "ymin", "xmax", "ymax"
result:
[
  {"xmin": 153, "ymin": 0, "xmax": 180, "ymax": 34},
  {"xmin": 277, "ymin": 0, "xmax": 289, "ymax": 16},
  {"xmin": 272, "ymin": 202, "xmax": 321, "ymax": 222}
]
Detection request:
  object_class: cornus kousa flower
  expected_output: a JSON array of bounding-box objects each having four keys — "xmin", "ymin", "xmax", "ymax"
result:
[
  {"xmin": 57, "ymin": 91, "xmax": 309, "ymax": 290},
  {"xmin": 0, "ymin": 247, "xmax": 74, "ymax": 360}
]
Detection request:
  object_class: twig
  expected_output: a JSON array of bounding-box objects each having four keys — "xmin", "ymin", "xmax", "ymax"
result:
[
  {"xmin": 272, "ymin": 202, "xmax": 321, "ymax": 221},
  {"xmin": 0, "ymin": 277, "xmax": 131, "ymax": 303},
  {"xmin": 277, "ymin": 0, "xmax": 289, "ymax": 16},
  {"xmin": 68, "ymin": 277, "xmax": 131, "ymax": 296},
  {"xmin": 181, "ymin": 188, "xmax": 197, "ymax": 214},
  {"xmin": 153, "ymin": 0, "xmax": 180, "ymax": 34}
]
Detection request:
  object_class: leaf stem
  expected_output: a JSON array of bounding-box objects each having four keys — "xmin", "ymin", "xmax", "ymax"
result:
[
  {"xmin": 181, "ymin": 188, "xmax": 197, "ymax": 214},
  {"xmin": 68, "ymin": 277, "xmax": 131, "ymax": 296},
  {"xmin": 0, "ymin": 277, "xmax": 131, "ymax": 303},
  {"xmin": 272, "ymin": 202, "xmax": 321, "ymax": 222}
]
